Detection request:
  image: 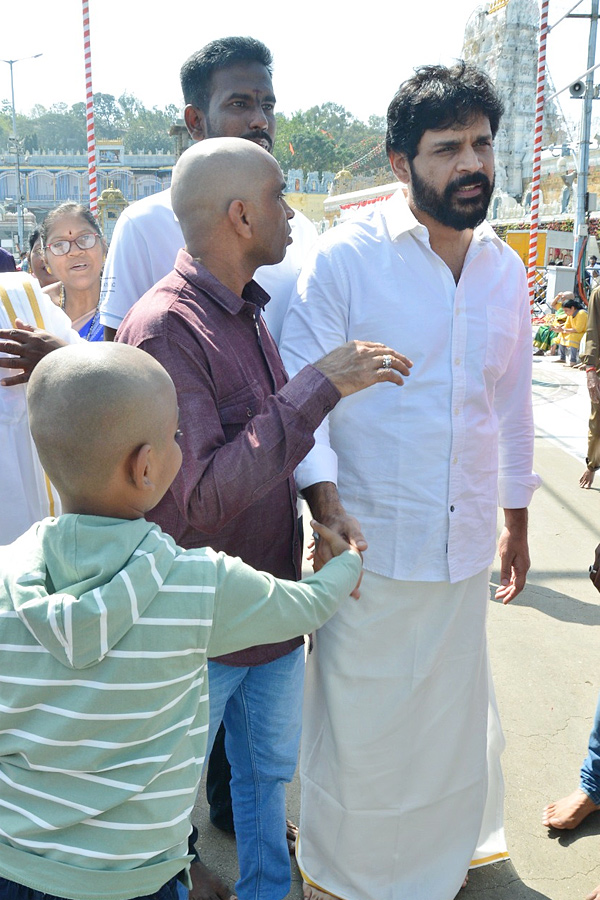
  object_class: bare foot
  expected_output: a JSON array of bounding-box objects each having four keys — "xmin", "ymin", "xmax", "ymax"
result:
[
  {"xmin": 586, "ymin": 885, "xmax": 600, "ymax": 900},
  {"xmin": 286, "ymin": 818, "xmax": 299, "ymax": 855},
  {"xmin": 303, "ymin": 880, "xmax": 338, "ymax": 900},
  {"xmin": 189, "ymin": 859, "xmax": 237, "ymax": 900},
  {"xmin": 542, "ymin": 788, "xmax": 599, "ymax": 829},
  {"xmin": 452, "ymin": 875, "xmax": 469, "ymax": 899},
  {"xmin": 581, "ymin": 468, "xmax": 596, "ymax": 489}
]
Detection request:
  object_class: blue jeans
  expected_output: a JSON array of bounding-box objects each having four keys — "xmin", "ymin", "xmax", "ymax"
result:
[
  {"xmin": 559, "ymin": 343, "xmax": 579, "ymax": 364},
  {"xmin": 0, "ymin": 875, "xmax": 183, "ymax": 900},
  {"xmin": 205, "ymin": 647, "xmax": 304, "ymax": 900},
  {"xmin": 581, "ymin": 692, "xmax": 600, "ymax": 805}
]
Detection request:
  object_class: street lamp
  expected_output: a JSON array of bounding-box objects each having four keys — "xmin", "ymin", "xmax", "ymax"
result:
[{"xmin": 0, "ymin": 53, "xmax": 42, "ymax": 253}]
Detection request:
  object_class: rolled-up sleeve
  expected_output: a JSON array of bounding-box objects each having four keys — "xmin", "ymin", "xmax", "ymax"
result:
[{"xmin": 495, "ymin": 269, "xmax": 542, "ymax": 508}]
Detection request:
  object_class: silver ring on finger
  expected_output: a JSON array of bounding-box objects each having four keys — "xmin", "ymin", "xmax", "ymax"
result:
[{"xmin": 382, "ymin": 354, "xmax": 392, "ymax": 369}]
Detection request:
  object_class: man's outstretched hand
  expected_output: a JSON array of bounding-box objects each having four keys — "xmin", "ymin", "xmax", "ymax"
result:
[
  {"xmin": 314, "ymin": 341, "xmax": 412, "ymax": 397},
  {"xmin": 0, "ymin": 318, "xmax": 66, "ymax": 386}
]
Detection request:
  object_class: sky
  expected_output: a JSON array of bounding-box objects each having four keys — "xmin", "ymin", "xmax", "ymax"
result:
[{"xmin": 0, "ymin": 0, "xmax": 596, "ymax": 129}]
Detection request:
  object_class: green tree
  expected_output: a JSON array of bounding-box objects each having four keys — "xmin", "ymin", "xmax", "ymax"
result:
[
  {"xmin": 274, "ymin": 103, "xmax": 387, "ymax": 176},
  {"xmin": 92, "ymin": 93, "xmax": 124, "ymax": 138},
  {"xmin": 0, "ymin": 93, "xmax": 388, "ymax": 173}
]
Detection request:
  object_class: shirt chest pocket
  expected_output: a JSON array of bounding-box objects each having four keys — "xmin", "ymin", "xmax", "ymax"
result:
[
  {"xmin": 217, "ymin": 381, "xmax": 262, "ymax": 441},
  {"xmin": 484, "ymin": 305, "xmax": 520, "ymax": 380}
]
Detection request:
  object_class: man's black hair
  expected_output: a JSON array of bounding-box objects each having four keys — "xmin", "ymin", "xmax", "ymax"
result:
[
  {"xmin": 385, "ymin": 61, "xmax": 504, "ymax": 159},
  {"xmin": 180, "ymin": 36, "xmax": 273, "ymax": 112}
]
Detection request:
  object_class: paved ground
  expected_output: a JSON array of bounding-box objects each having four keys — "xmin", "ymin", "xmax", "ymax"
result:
[{"xmin": 191, "ymin": 356, "xmax": 600, "ymax": 900}]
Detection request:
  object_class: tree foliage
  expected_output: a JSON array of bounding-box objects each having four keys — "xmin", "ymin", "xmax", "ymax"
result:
[
  {"xmin": 273, "ymin": 102, "xmax": 387, "ymax": 177},
  {"xmin": 0, "ymin": 93, "xmax": 387, "ymax": 175},
  {"xmin": 0, "ymin": 92, "xmax": 180, "ymax": 155}
]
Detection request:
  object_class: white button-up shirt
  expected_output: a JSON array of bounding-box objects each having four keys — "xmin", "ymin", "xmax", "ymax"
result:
[{"xmin": 280, "ymin": 190, "xmax": 541, "ymax": 583}]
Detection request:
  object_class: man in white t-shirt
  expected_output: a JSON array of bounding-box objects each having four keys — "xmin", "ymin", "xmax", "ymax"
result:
[{"xmin": 100, "ymin": 36, "xmax": 317, "ymax": 345}]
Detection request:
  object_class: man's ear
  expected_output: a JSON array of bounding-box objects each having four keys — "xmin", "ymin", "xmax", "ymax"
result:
[
  {"xmin": 388, "ymin": 150, "xmax": 411, "ymax": 185},
  {"xmin": 129, "ymin": 444, "xmax": 154, "ymax": 492},
  {"xmin": 184, "ymin": 104, "xmax": 207, "ymax": 142},
  {"xmin": 227, "ymin": 199, "xmax": 253, "ymax": 240}
]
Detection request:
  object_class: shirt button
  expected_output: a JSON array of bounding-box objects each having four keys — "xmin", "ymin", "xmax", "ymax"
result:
[
  {"xmin": 454, "ymin": 358, "xmax": 461, "ymax": 366},
  {"xmin": 454, "ymin": 408, "xmax": 460, "ymax": 416},
  {"xmin": 452, "ymin": 457, "xmax": 458, "ymax": 464},
  {"xmin": 450, "ymin": 505, "xmax": 455, "ymax": 512}
]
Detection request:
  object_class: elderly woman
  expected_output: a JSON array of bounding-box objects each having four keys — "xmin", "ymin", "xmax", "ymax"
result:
[{"xmin": 41, "ymin": 202, "xmax": 106, "ymax": 341}]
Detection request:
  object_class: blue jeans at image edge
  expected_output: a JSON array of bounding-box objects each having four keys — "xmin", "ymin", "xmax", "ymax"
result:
[
  {"xmin": 204, "ymin": 646, "xmax": 305, "ymax": 900},
  {"xmin": 0, "ymin": 875, "xmax": 185, "ymax": 900},
  {"xmin": 581, "ymin": 691, "xmax": 600, "ymax": 805}
]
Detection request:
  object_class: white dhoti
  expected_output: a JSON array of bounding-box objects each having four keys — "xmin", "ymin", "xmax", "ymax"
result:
[{"xmin": 298, "ymin": 567, "xmax": 507, "ymax": 900}]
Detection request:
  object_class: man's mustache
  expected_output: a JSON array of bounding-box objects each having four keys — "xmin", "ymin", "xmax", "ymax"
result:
[
  {"xmin": 242, "ymin": 131, "xmax": 273, "ymax": 151},
  {"xmin": 447, "ymin": 172, "xmax": 492, "ymax": 194}
]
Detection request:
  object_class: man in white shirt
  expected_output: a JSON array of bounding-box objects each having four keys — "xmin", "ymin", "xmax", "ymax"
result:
[
  {"xmin": 280, "ymin": 62, "xmax": 541, "ymax": 900},
  {"xmin": 0, "ymin": 273, "xmax": 79, "ymax": 544},
  {"xmin": 99, "ymin": 36, "xmax": 316, "ymax": 344}
]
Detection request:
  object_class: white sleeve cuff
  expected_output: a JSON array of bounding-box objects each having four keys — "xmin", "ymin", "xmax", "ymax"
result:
[
  {"xmin": 296, "ymin": 444, "xmax": 338, "ymax": 492},
  {"xmin": 498, "ymin": 472, "xmax": 542, "ymax": 509}
]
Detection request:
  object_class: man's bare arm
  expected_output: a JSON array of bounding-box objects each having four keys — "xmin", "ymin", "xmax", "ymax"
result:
[
  {"xmin": 495, "ymin": 508, "xmax": 530, "ymax": 604},
  {"xmin": 303, "ymin": 481, "xmax": 367, "ymax": 600},
  {"xmin": 313, "ymin": 341, "xmax": 411, "ymax": 395}
]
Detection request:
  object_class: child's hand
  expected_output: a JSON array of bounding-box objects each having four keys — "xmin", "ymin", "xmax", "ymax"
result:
[{"xmin": 310, "ymin": 519, "xmax": 363, "ymax": 598}]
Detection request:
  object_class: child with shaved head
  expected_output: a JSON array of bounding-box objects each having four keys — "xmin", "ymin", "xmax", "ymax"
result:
[{"xmin": 0, "ymin": 342, "xmax": 361, "ymax": 900}]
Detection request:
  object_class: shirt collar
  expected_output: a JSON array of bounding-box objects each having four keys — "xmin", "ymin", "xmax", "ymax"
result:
[
  {"xmin": 174, "ymin": 248, "xmax": 271, "ymax": 315},
  {"xmin": 381, "ymin": 187, "xmax": 504, "ymax": 252},
  {"xmin": 382, "ymin": 189, "xmax": 428, "ymax": 243}
]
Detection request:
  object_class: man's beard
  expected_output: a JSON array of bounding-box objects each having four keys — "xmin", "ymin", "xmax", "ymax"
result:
[{"xmin": 409, "ymin": 163, "xmax": 494, "ymax": 231}]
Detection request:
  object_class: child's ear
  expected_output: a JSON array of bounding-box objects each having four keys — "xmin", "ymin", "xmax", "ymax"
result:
[{"xmin": 129, "ymin": 444, "xmax": 154, "ymax": 491}]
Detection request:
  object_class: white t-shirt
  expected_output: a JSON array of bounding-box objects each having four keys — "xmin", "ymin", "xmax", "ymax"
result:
[
  {"xmin": 0, "ymin": 274, "xmax": 80, "ymax": 543},
  {"xmin": 99, "ymin": 188, "xmax": 317, "ymax": 345}
]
